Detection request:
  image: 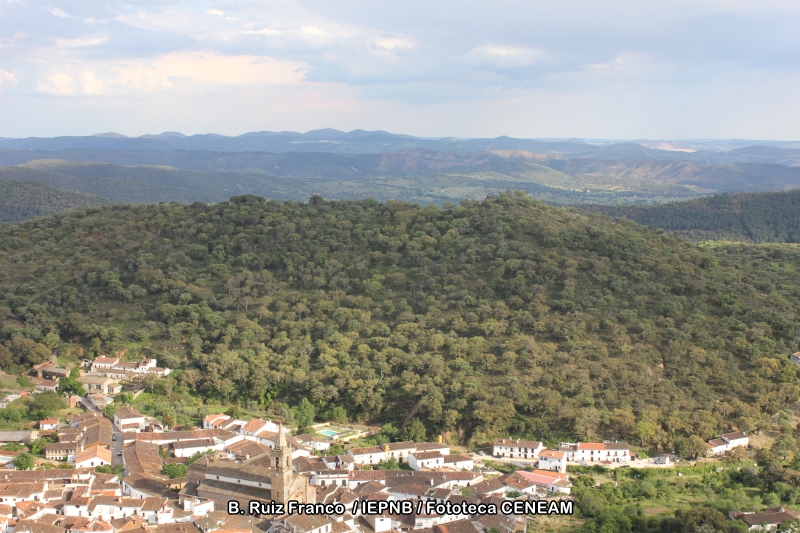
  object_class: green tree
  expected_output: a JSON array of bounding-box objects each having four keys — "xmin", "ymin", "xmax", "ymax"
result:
[
  {"xmin": 96, "ymin": 464, "xmax": 124, "ymax": 476},
  {"xmin": 375, "ymin": 457, "xmax": 400, "ymax": 470},
  {"xmin": 772, "ymin": 434, "xmax": 798, "ymax": 461},
  {"xmin": 331, "ymin": 406, "xmax": 347, "ymax": 424},
  {"xmin": 294, "ymin": 398, "xmax": 315, "ymax": 432},
  {"xmin": 687, "ymin": 435, "xmax": 709, "ymax": 459},
  {"xmin": 27, "ymin": 392, "xmax": 65, "ymax": 419},
  {"xmin": 577, "ymin": 492, "xmax": 605, "ymax": 517},
  {"xmin": 402, "ymin": 419, "xmax": 426, "ymax": 442},
  {"xmin": 162, "ymin": 463, "xmax": 189, "ymax": 478},
  {"xmin": 57, "ymin": 366, "xmax": 86, "ymax": 396},
  {"xmin": 13, "ymin": 452, "xmax": 35, "ymax": 470},
  {"xmin": 30, "ymin": 434, "xmax": 57, "ymax": 456}
]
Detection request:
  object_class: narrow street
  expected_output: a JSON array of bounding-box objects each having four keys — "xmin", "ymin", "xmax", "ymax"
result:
[{"xmin": 111, "ymin": 423, "xmax": 123, "ymax": 466}]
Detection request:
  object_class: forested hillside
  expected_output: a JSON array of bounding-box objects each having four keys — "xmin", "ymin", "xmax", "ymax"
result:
[
  {"xmin": 586, "ymin": 189, "xmax": 800, "ymax": 242},
  {"xmin": 0, "ymin": 178, "xmax": 112, "ymax": 223},
  {"xmin": 1, "ymin": 193, "xmax": 799, "ymax": 447}
]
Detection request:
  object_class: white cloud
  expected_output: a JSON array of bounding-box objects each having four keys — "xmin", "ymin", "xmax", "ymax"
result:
[
  {"xmin": 3, "ymin": 0, "xmax": 800, "ymax": 138},
  {"xmin": 54, "ymin": 35, "xmax": 108, "ymax": 48},
  {"xmin": 46, "ymin": 6, "xmax": 70, "ymax": 18},
  {"xmin": 589, "ymin": 52, "xmax": 654, "ymax": 71},
  {"xmin": 371, "ymin": 36, "xmax": 416, "ymax": 54},
  {"xmin": 155, "ymin": 51, "xmax": 306, "ymax": 85},
  {"xmin": 32, "ymin": 52, "xmax": 307, "ymax": 97},
  {"xmin": 0, "ymin": 68, "xmax": 18, "ymax": 91},
  {"xmin": 36, "ymin": 72, "xmax": 75, "ymax": 95},
  {"xmin": 466, "ymin": 45, "xmax": 547, "ymax": 68},
  {"xmin": 81, "ymin": 71, "xmax": 105, "ymax": 95}
]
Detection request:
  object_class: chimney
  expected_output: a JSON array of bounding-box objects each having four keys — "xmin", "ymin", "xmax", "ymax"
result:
[{"xmin": 80, "ymin": 444, "xmax": 84, "ymax": 452}]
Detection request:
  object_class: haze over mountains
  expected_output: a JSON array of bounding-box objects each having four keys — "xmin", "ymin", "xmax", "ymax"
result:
[
  {"xmin": 1, "ymin": 129, "xmax": 800, "ymax": 234},
  {"xmin": 2, "ymin": 129, "xmax": 800, "ymax": 162}
]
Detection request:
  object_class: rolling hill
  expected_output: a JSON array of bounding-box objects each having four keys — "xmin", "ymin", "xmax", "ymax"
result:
[
  {"xmin": 0, "ymin": 178, "xmax": 112, "ymax": 223},
  {"xmin": 1, "ymin": 193, "xmax": 799, "ymax": 446},
  {"xmin": 582, "ymin": 189, "xmax": 800, "ymax": 243},
  {"xmin": 1, "ymin": 130, "xmax": 799, "ymax": 165},
  {"xmin": 2, "ymin": 143, "xmax": 800, "ymax": 225}
]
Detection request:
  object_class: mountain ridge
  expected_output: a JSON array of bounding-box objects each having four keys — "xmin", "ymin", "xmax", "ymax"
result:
[{"xmin": 1, "ymin": 193, "xmax": 799, "ymax": 445}]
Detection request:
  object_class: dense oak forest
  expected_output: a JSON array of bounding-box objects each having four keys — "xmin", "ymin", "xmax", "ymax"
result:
[
  {"xmin": 586, "ymin": 189, "xmax": 800, "ymax": 243},
  {"xmin": 1, "ymin": 193, "xmax": 800, "ymax": 448},
  {"xmin": 0, "ymin": 178, "xmax": 112, "ymax": 223}
]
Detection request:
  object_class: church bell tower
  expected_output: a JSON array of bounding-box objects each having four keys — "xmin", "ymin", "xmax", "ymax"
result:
[{"xmin": 270, "ymin": 423, "xmax": 294, "ymax": 503}]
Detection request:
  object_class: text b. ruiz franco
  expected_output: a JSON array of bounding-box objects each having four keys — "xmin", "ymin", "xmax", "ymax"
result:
[{"xmin": 228, "ymin": 499, "xmax": 573, "ymax": 516}]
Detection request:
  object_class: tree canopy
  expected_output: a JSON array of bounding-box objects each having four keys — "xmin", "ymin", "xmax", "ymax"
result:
[{"xmin": 1, "ymin": 193, "xmax": 799, "ymax": 447}]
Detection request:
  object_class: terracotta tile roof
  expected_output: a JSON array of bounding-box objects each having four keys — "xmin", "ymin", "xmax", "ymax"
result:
[
  {"xmin": 386, "ymin": 441, "xmax": 416, "ymax": 451},
  {"xmin": 538, "ymin": 450, "xmax": 564, "ymax": 459},
  {"xmin": 442, "ymin": 454, "xmax": 471, "ymax": 464},
  {"xmin": 114, "ymin": 407, "xmax": 145, "ymax": 420},
  {"xmin": 349, "ymin": 446, "xmax": 385, "ymax": 457},
  {"xmin": 434, "ymin": 519, "xmax": 480, "ymax": 533},
  {"xmin": 532, "ymin": 469, "xmax": 565, "ymax": 478},
  {"xmin": 471, "ymin": 479, "xmax": 505, "ymax": 495},
  {"xmin": 731, "ymin": 507, "xmax": 800, "ymax": 527},
  {"xmin": 133, "ymin": 429, "xmax": 231, "ymax": 442},
  {"xmin": 413, "ymin": 451, "xmax": 444, "ymax": 460},
  {"xmin": 241, "ymin": 419, "xmax": 266, "ymax": 433},
  {"xmin": 576, "ymin": 443, "xmax": 605, "ymax": 451},
  {"xmin": 281, "ymin": 514, "xmax": 332, "ymax": 532},
  {"xmin": 172, "ymin": 438, "xmax": 217, "ymax": 450},
  {"xmin": 493, "ymin": 438, "xmax": 541, "ymax": 448},
  {"xmin": 74, "ymin": 445, "xmax": 111, "ymax": 465},
  {"xmin": 415, "ymin": 443, "xmax": 449, "ymax": 451},
  {"xmin": 14, "ymin": 519, "xmax": 65, "ymax": 533},
  {"xmin": 387, "ymin": 484, "xmax": 430, "ymax": 496},
  {"xmin": 0, "ymin": 483, "xmax": 46, "ymax": 497}
]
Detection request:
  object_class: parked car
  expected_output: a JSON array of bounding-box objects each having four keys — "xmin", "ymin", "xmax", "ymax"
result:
[{"xmin": 478, "ymin": 451, "xmax": 485, "ymax": 456}]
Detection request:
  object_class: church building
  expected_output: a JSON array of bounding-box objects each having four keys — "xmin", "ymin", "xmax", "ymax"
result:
[{"xmin": 180, "ymin": 423, "xmax": 316, "ymax": 509}]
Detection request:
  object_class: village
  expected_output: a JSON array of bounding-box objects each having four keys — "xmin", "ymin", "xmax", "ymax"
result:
[{"xmin": 0, "ymin": 354, "xmax": 796, "ymax": 533}]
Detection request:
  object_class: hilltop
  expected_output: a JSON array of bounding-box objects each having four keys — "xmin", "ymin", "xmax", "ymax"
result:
[
  {"xmin": 585, "ymin": 189, "xmax": 800, "ymax": 242},
  {"xmin": 1, "ymin": 193, "xmax": 799, "ymax": 447},
  {"xmin": 0, "ymin": 177, "xmax": 112, "ymax": 223}
]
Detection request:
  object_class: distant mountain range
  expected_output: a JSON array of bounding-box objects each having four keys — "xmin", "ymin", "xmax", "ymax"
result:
[
  {"xmin": 1, "ymin": 129, "xmax": 800, "ymax": 230},
  {"xmin": 1, "ymin": 129, "xmax": 799, "ymax": 165}
]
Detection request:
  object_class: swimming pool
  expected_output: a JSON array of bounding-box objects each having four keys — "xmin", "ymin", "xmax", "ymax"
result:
[{"xmin": 318, "ymin": 429, "xmax": 341, "ymax": 437}]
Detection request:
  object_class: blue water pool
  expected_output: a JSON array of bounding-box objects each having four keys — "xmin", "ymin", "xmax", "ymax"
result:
[{"xmin": 318, "ymin": 429, "xmax": 340, "ymax": 437}]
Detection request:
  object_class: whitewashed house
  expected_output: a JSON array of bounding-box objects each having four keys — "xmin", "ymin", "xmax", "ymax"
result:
[
  {"xmin": 707, "ymin": 432, "xmax": 749, "ymax": 456},
  {"xmin": 409, "ymin": 451, "xmax": 445, "ymax": 470},
  {"xmin": 537, "ymin": 449, "xmax": 567, "ymax": 472},
  {"xmin": 114, "ymin": 407, "xmax": 147, "ymax": 432},
  {"xmin": 492, "ymin": 438, "xmax": 544, "ymax": 459},
  {"xmin": 442, "ymin": 454, "xmax": 474, "ymax": 471},
  {"xmin": 558, "ymin": 441, "xmax": 630, "ymax": 463}
]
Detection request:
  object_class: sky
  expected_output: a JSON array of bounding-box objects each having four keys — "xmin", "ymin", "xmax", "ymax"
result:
[{"xmin": 0, "ymin": 0, "xmax": 799, "ymax": 139}]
